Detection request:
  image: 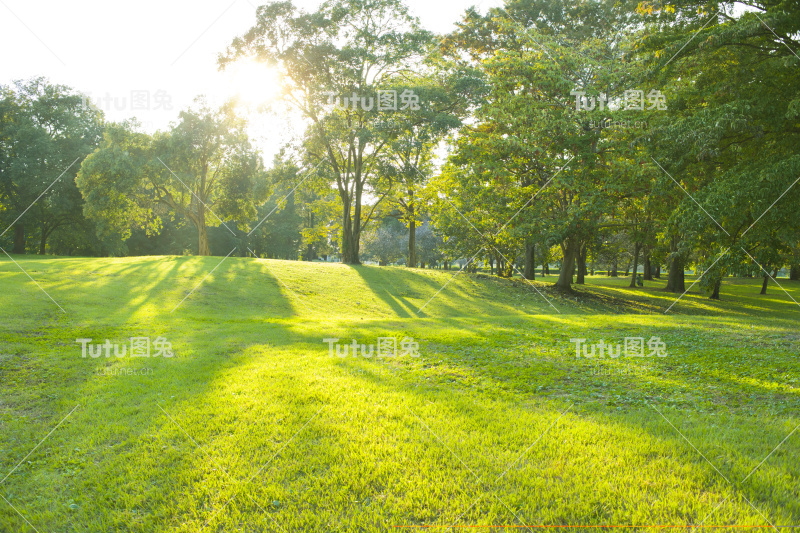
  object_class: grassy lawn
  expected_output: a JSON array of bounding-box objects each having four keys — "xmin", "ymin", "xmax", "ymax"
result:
[{"xmin": 1, "ymin": 255, "xmax": 799, "ymax": 532}]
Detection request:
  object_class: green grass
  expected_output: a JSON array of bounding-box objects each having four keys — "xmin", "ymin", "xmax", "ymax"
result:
[{"xmin": 1, "ymin": 254, "xmax": 798, "ymax": 532}]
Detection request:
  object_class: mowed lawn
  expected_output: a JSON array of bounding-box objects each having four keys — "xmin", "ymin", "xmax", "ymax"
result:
[{"xmin": 1, "ymin": 255, "xmax": 799, "ymax": 532}]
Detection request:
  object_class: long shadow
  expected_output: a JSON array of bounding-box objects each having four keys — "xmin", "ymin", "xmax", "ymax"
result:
[
  {"xmin": 347, "ymin": 264, "xmax": 571, "ymax": 319},
  {"xmin": 0, "ymin": 281, "xmax": 314, "ymax": 531},
  {"xmin": 333, "ymin": 320, "xmax": 800, "ymax": 526},
  {"xmin": 3, "ymin": 259, "xmax": 799, "ymax": 530}
]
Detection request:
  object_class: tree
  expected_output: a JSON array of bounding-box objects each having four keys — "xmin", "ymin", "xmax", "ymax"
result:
[
  {"xmin": 361, "ymin": 221, "xmax": 405, "ymax": 265},
  {"xmin": 77, "ymin": 101, "xmax": 266, "ymax": 255},
  {"xmin": 0, "ymin": 78, "xmax": 103, "ymax": 254},
  {"xmin": 440, "ymin": 0, "xmax": 646, "ymax": 290},
  {"xmin": 638, "ymin": 1, "xmax": 800, "ymax": 298},
  {"xmin": 221, "ymin": 0, "xmax": 434, "ymax": 264}
]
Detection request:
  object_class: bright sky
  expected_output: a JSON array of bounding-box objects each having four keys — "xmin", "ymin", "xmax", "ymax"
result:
[{"xmin": 0, "ymin": 0, "xmax": 501, "ymax": 161}]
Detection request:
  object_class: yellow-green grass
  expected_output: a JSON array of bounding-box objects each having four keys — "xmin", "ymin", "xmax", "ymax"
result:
[{"xmin": 1, "ymin": 255, "xmax": 798, "ymax": 531}]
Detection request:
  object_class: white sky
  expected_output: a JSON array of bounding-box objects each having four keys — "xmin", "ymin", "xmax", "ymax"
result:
[{"xmin": 1, "ymin": 0, "xmax": 501, "ymax": 161}]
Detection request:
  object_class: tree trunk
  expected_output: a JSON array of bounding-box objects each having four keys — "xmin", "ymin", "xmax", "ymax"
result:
[
  {"xmin": 490, "ymin": 257, "xmax": 494, "ymax": 276},
  {"xmin": 198, "ymin": 224, "xmax": 210, "ymax": 256},
  {"xmin": 760, "ymin": 274, "xmax": 769, "ymax": 295},
  {"xmin": 524, "ymin": 242, "xmax": 535, "ymax": 280},
  {"xmin": 643, "ymin": 253, "xmax": 653, "ymax": 281},
  {"xmin": 556, "ymin": 240, "xmax": 578, "ymax": 291},
  {"xmin": 576, "ymin": 244, "xmax": 586, "ymax": 285},
  {"xmin": 39, "ymin": 230, "xmax": 47, "ymax": 255},
  {"xmin": 710, "ymin": 279, "xmax": 721, "ymax": 300},
  {"xmin": 13, "ymin": 224, "xmax": 25, "ymax": 254},
  {"xmin": 790, "ymin": 264, "xmax": 799, "ymax": 281},
  {"xmin": 655, "ymin": 265, "xmax": 661, "ymax": 278},
  {"xmin": 408, "ymin": 218, "xmax": 416, "ymax": 268},
  {"xmin": 666, "ymin": 255, "xmax": 685, "ymax": 293},
  {"xmin": 340, "ymin": 192, "xmax": 361, "ymax": 264},
  {"xmin": 611, "ymin": 256, "xmax": 618, "ymax": 277},
  {"xmin": 629, "ymin": 243, "xmax": 641, "ymax": 288}
]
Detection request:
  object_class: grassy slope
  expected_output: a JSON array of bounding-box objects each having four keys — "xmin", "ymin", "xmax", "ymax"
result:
[{"xmin": 0, "ymin": 255, "xmax": 798, "ymax": 532}]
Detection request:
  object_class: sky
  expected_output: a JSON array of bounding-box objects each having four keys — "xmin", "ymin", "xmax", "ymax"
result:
[{"xmin": 0, "ymin": 0, "xmax": 503, "ymax": 160}]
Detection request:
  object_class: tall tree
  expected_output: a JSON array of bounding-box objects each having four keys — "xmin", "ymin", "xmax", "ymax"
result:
[
  {"xmin": 77, "ymin": 102, "xmax": 266, "ymax": 255},
  {"xmin": 0, "ymin": 78, "xmax": 103, "ymax": 254},
  {"xmin": 220, "ymin": 0, "xmax": 434, "ymax": 264},
  {"xmin": 440, "ymin": 0, "xmax": 646, "ymax": 290}
]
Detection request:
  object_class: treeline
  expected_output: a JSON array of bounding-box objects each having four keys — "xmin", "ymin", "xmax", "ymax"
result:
[{"xmin": 2, "ymin": 0, "xmax": 799, "ymax": 299}]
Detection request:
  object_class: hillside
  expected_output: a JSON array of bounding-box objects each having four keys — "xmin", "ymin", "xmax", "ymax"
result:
[{"xmin": 1, "ymin": 255, "xmax": 799, "ymax": 531}]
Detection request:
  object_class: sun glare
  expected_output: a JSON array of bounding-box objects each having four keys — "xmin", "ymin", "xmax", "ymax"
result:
[{"xmin": 226, "ymin": 60, "xmax": 282, "ymax": 106}]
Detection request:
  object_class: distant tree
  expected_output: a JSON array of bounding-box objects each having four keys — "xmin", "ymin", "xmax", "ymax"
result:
[
  {"xmin": 0, "ymin": 78, "xmax": 103, "ymax": 254},
  {"xmin": 362, "ymin": 221, "xmax": 406, "ymax": 265},
  {"xmin": 77, "ymin": 101, "xmax": 266, "ymax": 255},
  {"xmin": 221, "ymin": 0, "xmax": 434, "ymax": 264},
  {"xmin": 415, "ymin": 221, "xmax": 444, "ymax": 269}
]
